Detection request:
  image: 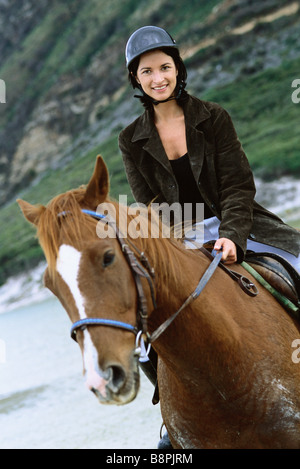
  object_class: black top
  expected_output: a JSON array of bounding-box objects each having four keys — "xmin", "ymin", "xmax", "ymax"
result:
[{"xmin": 170, "ymin": 153, "xmax": 214, "ymax": 221}]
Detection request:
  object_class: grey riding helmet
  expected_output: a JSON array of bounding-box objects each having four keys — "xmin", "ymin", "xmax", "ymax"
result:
[{"xmin": 125, "ymin": 26, "xmax": 178, "ymax": 68}]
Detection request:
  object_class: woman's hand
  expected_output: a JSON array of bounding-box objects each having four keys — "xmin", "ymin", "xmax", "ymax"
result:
[{"xmin": 214, "ymin": 238, "xmax": 237, "ymax": 264}]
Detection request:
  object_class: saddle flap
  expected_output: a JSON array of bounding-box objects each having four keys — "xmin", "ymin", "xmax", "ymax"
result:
[{"xmin": 245, "ymin": 252, "xmax": 299, "ymax": 305}]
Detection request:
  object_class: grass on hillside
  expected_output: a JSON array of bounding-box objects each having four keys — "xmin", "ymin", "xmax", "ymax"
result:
[
  {"xmin": 1, "ymin": 51, "xmax": 300, "ymax": 285},
  {"xmin": 0, "ymin": 134, "xmax": 127, "ymax": 285},
  {"xmin": 0, "ymin": 0, "xmax": 224, "ymax": 127},
  {"xmin": 201, "ymin": 56, "xmax": 300, "ymax": 178}
]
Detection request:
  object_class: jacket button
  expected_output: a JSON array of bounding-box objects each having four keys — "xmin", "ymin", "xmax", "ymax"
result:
[{"xmin": 249, "ymin": 233, "xmax": 256, "ymax": 240}]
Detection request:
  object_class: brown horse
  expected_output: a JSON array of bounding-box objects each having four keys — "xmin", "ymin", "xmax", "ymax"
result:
[{"xmin": 17, "ymin": 155, "xmax": 300, "ymax": 449}]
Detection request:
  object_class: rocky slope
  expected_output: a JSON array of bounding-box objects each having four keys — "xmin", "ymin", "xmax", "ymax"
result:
[{"xmin": 1, "ymin": 0, "xmax": 300, "ymax": 206}]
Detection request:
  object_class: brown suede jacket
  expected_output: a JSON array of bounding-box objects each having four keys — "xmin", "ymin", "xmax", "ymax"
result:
[{"xmin": 119, "ymin": 95, "xmax": 300, "ymax": 260}]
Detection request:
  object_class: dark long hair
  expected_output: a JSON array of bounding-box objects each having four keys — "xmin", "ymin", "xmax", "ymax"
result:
[{"xmin": 128, "ymin": 47, "xmax": 188, "ymax": 110}]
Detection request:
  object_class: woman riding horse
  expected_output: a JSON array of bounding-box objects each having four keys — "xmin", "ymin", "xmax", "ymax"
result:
[
  {"xmin": 119, "ymin": 25, "xmax": 300, "ymax": 448},
  {"xmin": 16, "ymin": 27, "xmax": 300, "ymax": 450},
  {"xmin": 17, "ymin": 156, "xmax": 300, "ymax": 449},
  {"xmin": 119, "ymin": 25, "xmax": 300, "ymax": 269}
]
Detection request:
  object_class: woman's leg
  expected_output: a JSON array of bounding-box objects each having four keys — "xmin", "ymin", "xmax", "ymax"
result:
[
  {"xmin": 247, "ymin": 238, "xmax": 300, "ymax": 273},
  {"xmin": 186, "ymin": 217, "xmax": 300, "ymax": 273}
]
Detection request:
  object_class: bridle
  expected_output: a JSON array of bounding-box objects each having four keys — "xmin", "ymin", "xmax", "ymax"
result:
[
  {"xmin": 69, "ymin": 209, "xmax": 258, "ymax": 352},
  {"xmin": 70, "ymin": 209, "xmax": 157, "ymax": 351}
]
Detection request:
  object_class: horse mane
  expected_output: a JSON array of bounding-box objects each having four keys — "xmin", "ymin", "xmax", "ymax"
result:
[
  {"xmin": 36, "ymin": 186, "xmax": 197, "ymax": 285},
  {"xmin": 37, "ymin": 187, "xmax": 97, "ymax": 276},
  {"xmin": 105, "ymin": 200, "xmax": 196, "ymax": 288}
]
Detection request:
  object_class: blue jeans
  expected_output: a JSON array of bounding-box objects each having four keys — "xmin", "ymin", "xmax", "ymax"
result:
[{"xmin": 185, "ymin": 216, "xmax": 300, "ymax": 273}]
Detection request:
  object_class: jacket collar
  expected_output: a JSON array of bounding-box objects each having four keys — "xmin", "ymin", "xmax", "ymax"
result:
[
  {"xmin": 131, "ymin": 95, "xmax": 211, "ymax": 178},
  {"xmin": 131, "ymin": 95, "xmax": 211, "ymax": 142}
]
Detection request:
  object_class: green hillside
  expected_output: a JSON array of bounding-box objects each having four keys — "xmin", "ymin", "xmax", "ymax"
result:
[
  {"xmin": 0, "ymin": 0, "xmax": 300, "ymax": 285},
  {"xmin": 202, "ymin": 56, "xmax": 300, "ymax": 178}
]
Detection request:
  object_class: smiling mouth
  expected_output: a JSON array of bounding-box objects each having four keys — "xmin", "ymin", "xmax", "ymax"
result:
[{"xmin": 153, "ymin": 85, "xmax": 168, "ymax": 91}]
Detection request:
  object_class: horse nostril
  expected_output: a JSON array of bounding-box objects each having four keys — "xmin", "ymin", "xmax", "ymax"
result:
[
  {"xmin": 107, "ymin": 365, "xmax": 126, "ymax": 394},
  {"xmin": 91, "ymin": 387, "xmax": 98, "ymax": 396}
]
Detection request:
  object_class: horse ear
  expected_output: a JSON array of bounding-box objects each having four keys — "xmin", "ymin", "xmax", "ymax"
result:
[
  {"xmin": 17, "ymin": 199, "xmax": 45, "ymax": 226},
  {"xmin": 83, "ymin": 155, "xmax": 110, "ymax": 208}
]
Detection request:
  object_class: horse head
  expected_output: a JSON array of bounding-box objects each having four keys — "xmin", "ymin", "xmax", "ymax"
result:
[
  {"xmin": 17, "ymin": 156, "xmax": 145, "ymax": 405},
  {"xmin": 17, "ymin": 155, "xmax": 300, "ymax": 448}
]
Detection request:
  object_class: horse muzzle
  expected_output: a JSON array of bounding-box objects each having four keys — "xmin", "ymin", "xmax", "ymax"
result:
[{"xmin": 85, "ymin": 361, "xmax": 140, "ymax": 405}]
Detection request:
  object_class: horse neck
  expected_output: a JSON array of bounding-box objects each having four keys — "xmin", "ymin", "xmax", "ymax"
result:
[
  {"xmin": 136, "ymin": 234, "xmax": 209, "ymax": 332},
  {"xmin": 141, "ymin": 238, "xmax": 243, "ymax": 375},
  {"xmin": 116, "ymin": 204, "xmax": 241, "ymax": 362}
]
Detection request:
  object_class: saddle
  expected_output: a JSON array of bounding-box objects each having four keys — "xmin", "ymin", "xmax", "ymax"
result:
[
  {"xmin": 244, "ymin": 251, "xmax": 300, "ymax": 312},
  {"xmin": 202, "ymin": 241, "xmax": 300, "ymax": 314}
]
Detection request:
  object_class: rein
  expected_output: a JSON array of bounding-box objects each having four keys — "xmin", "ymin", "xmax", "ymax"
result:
[
  {"xmin": 69, "ymin": 209, "xmax": 258, "ymax": 350},
  {"xmin": 149, "ymin": 249, "xmax": 223, "ymax": 343}
]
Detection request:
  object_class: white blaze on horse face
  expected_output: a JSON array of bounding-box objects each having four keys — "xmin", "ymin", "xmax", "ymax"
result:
[
  {"xmin": 56, "ymin": 245, "xmax": 85, "ymax": 317},
  {"xmin": 56, "ymin": 244, "xmax": 109, "ymax": 396}
]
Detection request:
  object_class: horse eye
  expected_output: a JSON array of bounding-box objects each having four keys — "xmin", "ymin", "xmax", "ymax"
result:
[{"xmin": 102, "ymin": 250, "xmax": 115, "ymax": 268}]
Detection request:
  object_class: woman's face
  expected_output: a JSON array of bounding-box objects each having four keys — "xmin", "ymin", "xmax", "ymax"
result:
[{"xmin": 135, "ymin": 49, "xmax": 178, "ymax": 101}]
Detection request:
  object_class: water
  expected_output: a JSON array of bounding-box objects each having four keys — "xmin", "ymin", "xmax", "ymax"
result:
[
  {"xmin": 255, "ymin": 176, "xmax": 300, "ymax": 225},
  {"xmin": 0, "ymin": 298, "xmax": 162, "ymax": 449}
]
